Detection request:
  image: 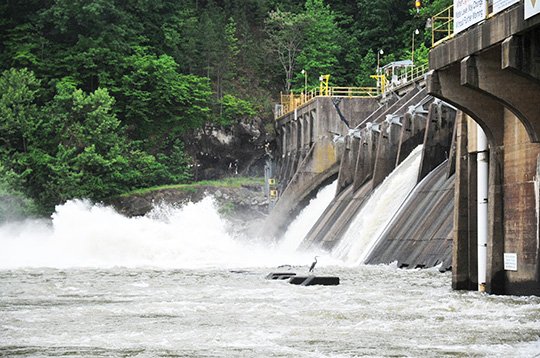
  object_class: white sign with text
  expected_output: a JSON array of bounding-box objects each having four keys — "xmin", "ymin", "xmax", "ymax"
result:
[
  {"xmin": 454, "ymin": 0, "xmax": 487, "ymax": 34},
  {"xmin": 504, "ymin": 253, "xmax": 518, "ymax": 271},
  {"xmin": 493, "ymin": 0, "xmax": 519, "ymax": 15},
  {"xmin": 525, "ymin": 0, "xmax": 540, "ymax": 19}
]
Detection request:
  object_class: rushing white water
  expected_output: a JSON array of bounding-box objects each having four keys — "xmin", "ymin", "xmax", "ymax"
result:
[
  {"xmin": 278, "ymin": 180, "xmax": 337, "ymax": 252},
  {"xmin": 0, "ymin": 178, "xmax": 343, "ymax": 270},
  {"xmin": 1, "ymin": 266, "xmax": 540, "ymax": 357},
  {"xmin": 0, "ymin": 198, "xmax": 322, "ymax": 270},
  {"xmin": 333, "ymin": 145, "xmax": 423, "ymax": 265}
]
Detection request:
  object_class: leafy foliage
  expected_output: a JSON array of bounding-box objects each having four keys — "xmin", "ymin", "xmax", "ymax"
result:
[
  {"xmin": 219, "ymin": 94, "xmax": 257, "ymax": 126},
  {"xmin": 265, "ymin": 8, "xmax": 311, "ymax": 92},
  {"xmin": 118, "ymin": 47, "xmax": 212, "ymax": 142},
  {"xmin": 0, "ymin": 68, "xmax": 190, "ymax": 213},
  {"xmin": 0, "ymin": 0, "xmax": 436, "ymax": 213},
  {"xmin": 295, "ymin": 0, "xmax": 342, "ymax": 86}
]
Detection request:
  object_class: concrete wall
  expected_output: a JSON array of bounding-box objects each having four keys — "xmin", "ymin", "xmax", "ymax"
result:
[
  {"xmin": 263, "ymin": 97, "xmax": 378, "ymax": 238},
  {"xmin": 429, "ymin": 1, "xmax": 540, "ymax": 295}
]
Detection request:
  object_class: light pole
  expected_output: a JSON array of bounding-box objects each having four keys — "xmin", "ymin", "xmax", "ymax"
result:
[
  {"xmin": 411, "ymin": 29, "xmax": 420, "ymax": 65},
  {"xmin": 301, "ymin": 69, "xmax": 307, "ymax": 96},
  {"xmin": 377, "ymin": 49, "xmax": 384, "ymax": 73}
]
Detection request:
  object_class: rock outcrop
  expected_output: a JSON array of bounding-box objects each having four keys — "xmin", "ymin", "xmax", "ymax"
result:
[
  {"xmin": 107, "ymin": 182, "xmax": 268, "ymax": 237},
  {"xmin": 182, "ymin": 118, "xmax": 273, "ymax": 180}
]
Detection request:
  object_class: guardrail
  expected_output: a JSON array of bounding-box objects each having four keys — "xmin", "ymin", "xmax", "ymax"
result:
[
  {"xmin": 431, "ymin": 2, "xmax": 523, "ymax": 47},
  {"xmin": 385, "ymin": 63, "xmax": 429, "ymax": 92},
  {"xmin": 275, "ymin": 66, "xmax": 430, "ymax": 119},
  {"xmin": 432, "ymin": 5, "xmax": 454, "ymax": 47},
  {"xmin": 328, "ymin": 87, "xmax": 379, "ymax": 97},
  {"xmin": 275, "ymin": 87, "xmax": 379, "ymax": 119}
]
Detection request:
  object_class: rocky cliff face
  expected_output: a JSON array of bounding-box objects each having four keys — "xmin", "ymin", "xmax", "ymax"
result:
[
  {"xmin": 108, "ymin": 115, "xmax": 275, "ymax": 236},
  {"xmin": 181, "ymin": 118, "xmax": 273, "ymax": 180}
]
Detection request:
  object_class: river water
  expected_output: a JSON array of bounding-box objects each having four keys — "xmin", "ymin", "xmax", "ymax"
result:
[{"xmin": 2, "ymin": 175, "xmax": 540, "ymax": 357}]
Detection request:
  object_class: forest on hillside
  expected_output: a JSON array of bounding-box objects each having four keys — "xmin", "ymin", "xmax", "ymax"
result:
[{"xmin": 0, "ymin": 0, "xmax": 451, "ymax": 216}]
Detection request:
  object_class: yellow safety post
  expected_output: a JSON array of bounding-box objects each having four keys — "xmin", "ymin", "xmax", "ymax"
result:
[
  {"xmin": 370, "ymin": 74, "xmax": 387, "ymax": 94},
  {"xmin": 319, "ymin": 74, "xmax": 330, "ymax": 96}
]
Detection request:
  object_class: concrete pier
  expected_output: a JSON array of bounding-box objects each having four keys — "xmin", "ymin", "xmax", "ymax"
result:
[{"xmin": 429, "ymin": 2, "xmax": 540, "ymax": 295}]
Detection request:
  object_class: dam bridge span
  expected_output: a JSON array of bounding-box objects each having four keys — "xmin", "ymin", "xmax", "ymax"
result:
[{"xmin": 265, "ymin": 1, "xmax": 540, "ymax": 296}]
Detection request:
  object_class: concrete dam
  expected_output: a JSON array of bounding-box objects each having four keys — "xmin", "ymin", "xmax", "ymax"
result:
[
  {"xmin": 266, "ymin": 84, "xmax": 456, "ymax": 271},
  {"xmin": 265, "ymin": 1, "xmax": 540, "ymax": 296}
]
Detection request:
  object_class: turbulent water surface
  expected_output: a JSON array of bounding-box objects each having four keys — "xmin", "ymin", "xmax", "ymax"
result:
[{"xmin": 1, "ymin": 193, "xmax": 540, "ymax": 357}]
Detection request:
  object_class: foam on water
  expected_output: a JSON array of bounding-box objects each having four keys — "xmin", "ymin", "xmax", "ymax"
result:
[{"xmin": 0, "ymin": 193, "xmax": 339, "ymax": 269}]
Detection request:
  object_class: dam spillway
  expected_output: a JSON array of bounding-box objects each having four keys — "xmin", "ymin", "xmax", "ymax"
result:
[
  {"xmin": 269, "ymin": 80, "xmax": 457, "ymax": 277},
  {"xmin": 269, "ymin": 2, "xmax": 540, "ymax": 296}
]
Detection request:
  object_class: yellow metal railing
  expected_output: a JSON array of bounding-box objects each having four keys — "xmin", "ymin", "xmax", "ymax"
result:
[
  {"xmin": 431, "ymin": 2, "xmax": 521, "ymax": 47},
  {"xmin": 392, "ymin": 63, "xmax": 429, "ymax": 87},
  {"xmin": 275, "ymin": 65, "xmax": 430, "ymax": 119},
  {"xmin": 329, "ymin": 87, "xmax": 379, "ymax": 97},
  {"xmin": 431, "ymin": 5, "xmax": 453, "ymax": 47},
  {"xmin": 276, "ymin": 86, "xmax": 379, "ymax": 119}
]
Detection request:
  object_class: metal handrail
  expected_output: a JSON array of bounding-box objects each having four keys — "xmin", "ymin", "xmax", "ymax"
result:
[
  {"xmin": 383, "ymin": 63, "xmax": 429, "ymax": 94},
  {"xmin": 431, "ymin": 5, "xmax": 454, "ymax": 47},
  {"xmin": 329, "ymin": 87, "xmax": 379, "ymax": 97},
  {"xmin": 276, "ymin": 86, "xmax": 379, "ymax": 119},
  {"xmin": 431, "ymin": 2, "xmax": 522, "ymax": 47}
]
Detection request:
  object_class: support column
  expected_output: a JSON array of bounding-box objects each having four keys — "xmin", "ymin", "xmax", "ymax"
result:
[
  {"xmin": 353, "ymin": 128, "xmax": 378, "ymax": 191},
  {"xmin": 372, "ymin": 120, "xmax": 402, "ymax": 188},
  {"xmin": 418, "ymin": 102, "xmax": 456, "ymax": 182},
  {"xmin": 452, "ymin": 113, "xmax": 477, "ymax": 290},
  {"xmin": 486, "ymin": 145, "xmax": 505, "ymax": 294}
]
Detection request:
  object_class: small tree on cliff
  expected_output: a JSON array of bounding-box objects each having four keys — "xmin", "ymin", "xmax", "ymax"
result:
[{"xmin": 265, "ymin": 8, "xmax": 310, "ymax": 93}]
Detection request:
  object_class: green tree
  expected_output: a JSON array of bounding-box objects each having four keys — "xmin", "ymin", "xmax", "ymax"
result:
[
  {"xmin": 0, "ymin": 68, "xmax": 41, "ymax": 153},
  {"xmin": 295, "ymin": 0, "xmax": 342, "ymax": 87},
  {"xmin": 118, "ymin": 47, "xmax": 212, "ymax": 147},
  {"xmin": 0, "ymin": 68, "xmax": 187, "ymax": 213},
  {"xmin": 265, "ymin": 8, "xmax": 310, "ymax": 92},
  {"xmin": 218, "ymin": 94, "xmax": 257, "ymax": 126}
]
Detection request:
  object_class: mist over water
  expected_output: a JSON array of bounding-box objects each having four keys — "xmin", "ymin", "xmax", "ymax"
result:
[{"xmin": 0, "ymin": 194, "xmax": 332, "ymax": 270}]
